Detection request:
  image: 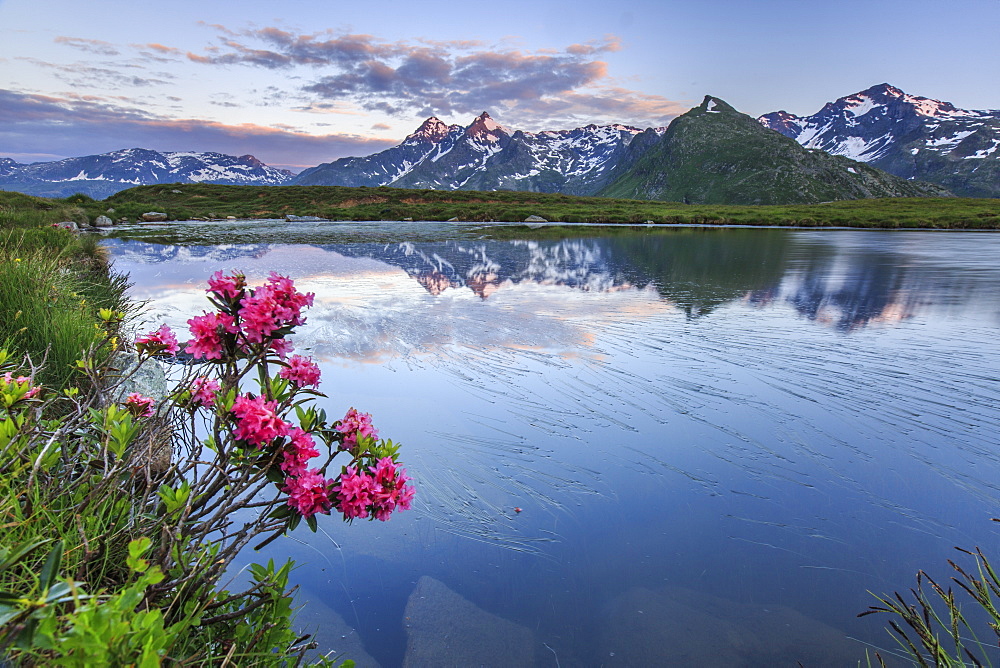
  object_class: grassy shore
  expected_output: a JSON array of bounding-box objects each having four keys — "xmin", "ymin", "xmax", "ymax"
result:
[
  {"xmin": 64, "ymin": 183, "xmax": 1000, "ymax": 229},
  {"xmin": 0, "ymin": 191, "xmax": 130, "ymax": 389}
]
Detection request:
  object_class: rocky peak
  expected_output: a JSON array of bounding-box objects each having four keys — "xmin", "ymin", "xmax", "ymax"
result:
[
  {"xmin": 697, "ymin": 96, "xmax": 737, "ymax": 114},
  {"xmin": 465, "ymin": 111, "xmax": 509, "ymax": 141},
  {"xmin": 407, "ymin": 117, "xmax": 455, "ymax": 143},
  {"xmin": 238, "ymin": 154, "xmax": 265, "ymax": 167}
]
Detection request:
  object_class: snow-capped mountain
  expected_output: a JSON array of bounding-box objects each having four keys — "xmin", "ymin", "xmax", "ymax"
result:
[
  {"xmin": 759, "ymin": 84, "xmax": 1000, "ymax": 197},
  {"xmin": 294, "ymin": 112, "xmax": 651, "ymax": 196},
  {"xmin": 0, "ymin": 148, "xmax": 293, "ymax": 198}
]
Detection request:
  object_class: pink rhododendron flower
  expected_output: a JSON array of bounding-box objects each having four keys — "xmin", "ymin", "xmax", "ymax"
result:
[
  {"xmin": 337, "ymin": 408, "xmax": 378, "ymax": 450},
  {"xmin": 231, "ymin": 394, "xmax": 290, "ymax": 447},
  {"xmin": 370, "ymin": 457, "xmax": 415, "ymax": 521},
  {"xmin": 135, "ymin": 324, "xmax": 179, "ymax": 355},
  {"xmin": 279, "ymin": 355, "xmax": 321, "ymax": 388},
  {"xmin": 280, "ymin": 428, "xmax": 320, "ymax": 476},
  {"xmin": 207, "ymin": 270, "xmax": 245, "ymax": 301},
  {"xmin": 269, "ymin": 338, "xmax": 294, "ymax": 360},
  {"xmin": 189, "ymin": 376, "xmax": 220, "ymax": 408},
  {"xmin": 1, "ymin": 372, "xmax": 40, "ymax": 399},
  {"xmin": 124, "ymin": 392, "xmax": 156, "ymax": 417},
  {"xmin": 238, "ymin": 273, "xmax": 314, "ymax": 344},
  {"xmin": 283, "ymin": 468, "xmax": 333, "ymax": 517},
  {"xmin": 333, "ymin": 466, "xmax": 377, "ymax": 519},
  {"xmin": 331, "ymin": 459, "xmax": 414, "ymax": 521},
  {"xmin": 186, "ymin": 311, "xmax": 238, "ymax": 360}
]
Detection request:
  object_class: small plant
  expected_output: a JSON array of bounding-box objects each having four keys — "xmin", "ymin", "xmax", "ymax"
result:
[{"xmin": 861, "ymin": 524, "xmax": 1000, "ymax": 667}]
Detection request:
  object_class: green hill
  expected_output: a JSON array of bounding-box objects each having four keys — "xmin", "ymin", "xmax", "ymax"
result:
[{"xmin": 599, "ymin": 96, "xmax": 950, "ymax": 205}]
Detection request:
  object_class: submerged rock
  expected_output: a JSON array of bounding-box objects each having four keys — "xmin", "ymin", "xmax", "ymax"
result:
[
  {"xmin": 295, "ymin": 595, "xmax": 380, "ymax": 667},
  {"xmin": 403, "ymin": 576, "xmax": 534, "ymax": 667},
  {"xmin": 600, "ymin": 585, "xmax": 860, "ymax": 667}
]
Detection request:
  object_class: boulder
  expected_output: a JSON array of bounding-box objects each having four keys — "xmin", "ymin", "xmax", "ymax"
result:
[
  {"xmin": 403, "ymin": 576, "xmax": 534, "ymax": 667},
  {"xmin": 92, "ymin": 215, "xmax": 114, "ymax": 228},
  {"xmin": 107, "ymin": 351, "xmax": 172, "ymax": 474},
  {"xmin": 523, "ymin": 215, "xmax": 547, "ymax": 223},
  {"xmin": 141, "ymin": 211, "xmax": 168, "ymax": 222},
  {"xmin": 53, "ymin": 221, "xmax": 79, "ymax": 232},
  {"xmin": 106, "ymin": 207, "xmax": 115, "ymax": 214},
  {"xmin": 446, "ymin": 217, "xmax": 460, "ymax": 222}
]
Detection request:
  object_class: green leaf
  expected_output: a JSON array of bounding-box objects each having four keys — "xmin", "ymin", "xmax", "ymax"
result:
[
  {"xmin": 0, "ymin": 538, "xmax": 51, "ymax": 574},
  {"xmin": 39, "ymin": 541, "xmax": 63, "ymax": 592}
]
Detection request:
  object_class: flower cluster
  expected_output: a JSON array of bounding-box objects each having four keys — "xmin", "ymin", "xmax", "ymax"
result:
[
  {"xmin": 279, "ymin": 355, "xmax": 322, "ymax": 389},
  {"xmin": 124, "ymin": 392, "xmax": 156, "ymax": 417},
  {"xmin": 0, "ymin": 372, "xmax": 40, "ymax": 402},
  {"xmin": 231, "ymin": 394, "xmax": 288, "ymax": 448},
  {"xmin": 337, "ymin": 408, "xmax": 378, "ymax": 450},
  {"xmin": 185, "ymin": 271, "xmax": 315, "ymax": 362},
  {"xmin": 135, "ymin": 324, "xmax": 179, "ymax": 356},
  {"xmin": 332, "ymin": 457, "xmax": 414, "ymax": 521},
  {"xmin": 188, "ymin": 377, "xmax": 220, "ymax": 408},
  {"xmin": 157, "ymin": 271, "xmax": 411, "ymax": 527}
]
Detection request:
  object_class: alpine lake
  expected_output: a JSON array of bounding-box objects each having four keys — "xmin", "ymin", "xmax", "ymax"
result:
[{"xmin": 101, "ymin": 220, "xmax": 1000, "ymax": 666}]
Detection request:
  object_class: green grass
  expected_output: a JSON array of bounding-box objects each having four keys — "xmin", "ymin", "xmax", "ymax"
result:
[
  {"xmin": 86, "ymin": 183, "xmax": 1000, "ymax": 229},
  {"xmin": 0, "ymin": 191, "xmax": 131, "ymax": 390}
]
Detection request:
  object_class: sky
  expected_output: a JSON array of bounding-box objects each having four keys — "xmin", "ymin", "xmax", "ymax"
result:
[{"xmin": 2, "ymin": 0, "xmax": 999, "ymax": 172}]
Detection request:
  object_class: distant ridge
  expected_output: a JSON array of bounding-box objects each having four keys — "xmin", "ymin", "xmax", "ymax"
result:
[
  {"xmin": 0, "ymin": 148, "xmax": 293, "ymax": 198},
  {"xmin": 293, "ymin": 111, "xmax": 651, "ymax": 196},
  {"xmin": 759, "ymin": 83, "xmax": 1000, "ymax": 197}
]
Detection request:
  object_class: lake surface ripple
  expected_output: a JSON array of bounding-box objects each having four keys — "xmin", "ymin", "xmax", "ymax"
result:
[{"xmin": 103, "ymin": 223, "xmax": 1000, "ymax": 666}]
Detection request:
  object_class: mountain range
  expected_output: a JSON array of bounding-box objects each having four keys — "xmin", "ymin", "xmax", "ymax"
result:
[
  {"xmin": 1, "ymin": 83, "xmax": 995, "ymax": 203},
  {"xmin": 0, "ymin": 149, "xmax": 292, "ymax": 199}
]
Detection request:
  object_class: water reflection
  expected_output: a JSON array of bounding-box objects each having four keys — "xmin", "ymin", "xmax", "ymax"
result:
[{"xmin": 103, "ymin": 225, "xmax": 1000, "ymax": 666}]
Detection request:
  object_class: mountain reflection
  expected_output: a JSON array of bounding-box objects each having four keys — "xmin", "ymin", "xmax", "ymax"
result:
[{"xmin": 105, "ymin": 227, "xmax": 1000, "ymax": 334}]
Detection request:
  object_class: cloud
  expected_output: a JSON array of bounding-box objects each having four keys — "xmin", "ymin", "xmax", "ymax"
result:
[
  {"xmin": 54, "ymin": 36, "xmax": 120, "ymax": 57},
  {"xmin": 186, "ymin": 27, "xmax": 678, "ymax": 127},
  {"xmin": 16, "ymin": 57, "xmax": 174, "ymax": 89},
  {"xmin": 0, "ymin": 89, "xmax": 396, "ymax": 170}
]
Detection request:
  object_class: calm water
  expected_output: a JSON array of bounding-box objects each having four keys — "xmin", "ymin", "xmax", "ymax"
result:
[{"xmin": 103, "ymin": 222, "xmax": 1000, "ymax": 666}]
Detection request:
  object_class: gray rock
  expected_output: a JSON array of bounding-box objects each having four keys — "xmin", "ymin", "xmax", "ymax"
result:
[
  {"xmin": 599, "ymin": 585, "xmax": 860, "ymax": 667},
  {"xmin": 107, "ymin": 351, "xmax": 172, "ymax": 473},
  {"xmin": 53, "ymin": 221, "xmax": 79, "ymax": 232},
  {"xmin": 446, "ymin": 217, "xmax": 460, "ymax": 222},
  {"xmin": 141, "ymin": 211, "xmax": 168, "ymax": 222},
  {"xmin": 92, "ymin": 215, "xmax": 114, "ymax": 228},
  {"xmin": 523, "ymin": 215, "xmax": 547, "ymax": 223},
  {"xmin": 171, "ymin": 189, "xmax": 182, "ymax": 194},
  {"xmin": 403, "ymin": 576, "xmax": 534, "ymax": 667},
  {"xmin": 106, "ymin": 208, "xmax": 115, "ymax": 214}
]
